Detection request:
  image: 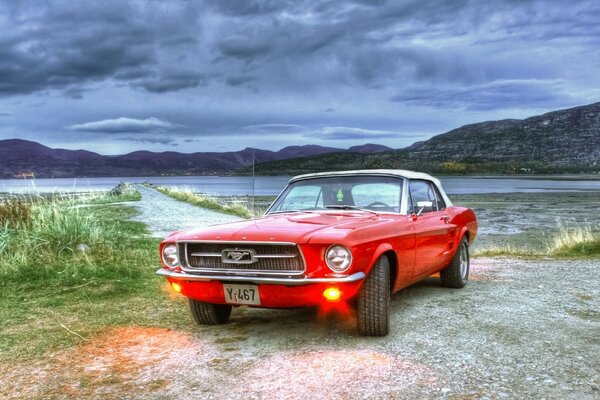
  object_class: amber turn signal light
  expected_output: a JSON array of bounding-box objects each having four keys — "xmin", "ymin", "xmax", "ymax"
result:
[
  {"xmin": 323, "ymin": 287, "xmax": 342, "ymax": 302},
  {"xmin": 171, "ymin": 282, "xmax": 182, "ymax": 293}
]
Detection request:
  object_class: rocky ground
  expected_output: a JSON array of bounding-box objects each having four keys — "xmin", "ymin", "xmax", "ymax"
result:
[
  {"xmin": 3, "ymin": 187, "xmax": 598, "ymax": 399},
  {"xmin": 132, "ymin": 187, "xmax": 599, "ymax": 399}
]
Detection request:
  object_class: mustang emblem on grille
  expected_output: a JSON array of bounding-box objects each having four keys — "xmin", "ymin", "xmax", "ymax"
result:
[
  {"xmin": 222, "ymin": 249, "xmax": 256, "ymax": 264},
  {"xmin": 227, "ymin": 251, "xmax": 247, "ymax": 261}
]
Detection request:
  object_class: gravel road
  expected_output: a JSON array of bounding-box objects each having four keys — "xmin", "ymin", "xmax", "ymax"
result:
[
  {"xmin": 132, "ymin": 185, "xmax": 242, "ymax": 238},
  {"xmin": 121, "ymin": 257, "xmax": 596, "ymax": 400},
  {"xmin": 123, "ymin": 187, "xmax": 600, "ymax": 399}
]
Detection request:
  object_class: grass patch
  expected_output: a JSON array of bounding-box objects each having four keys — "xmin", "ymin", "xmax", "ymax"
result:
[
  {"xmin": 0, "ymin": 189, "xmax": 190, "ymax": 362},
  {"xmin": 473, "ymin": 245, "xmax": 540, "ymax": 258},
  {"xmin": 548, "ymin": 225, "xmax": 600, "ymax": 257},
  {"xmin": 153, "ymin": 185, "xmax": 255, "ymax": 218},
  {"xmin": 474, "ymin": 224, "xmax": 600, "ymax": 258}
]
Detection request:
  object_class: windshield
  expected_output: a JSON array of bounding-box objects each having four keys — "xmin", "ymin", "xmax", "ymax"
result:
[{"xmin": 267, "ymin": 176, "xmax": 404, "ymax": 214}]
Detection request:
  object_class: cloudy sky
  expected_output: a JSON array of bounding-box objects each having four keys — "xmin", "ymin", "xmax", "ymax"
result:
[{"xmin": 0, "ymin": 0, "xmax": 599, "ymax": 154}]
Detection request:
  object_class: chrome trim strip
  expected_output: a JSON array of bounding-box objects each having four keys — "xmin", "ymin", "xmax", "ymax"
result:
[
  {"xmin": 183, "ymin": 243, "xmax": 189, "ymax": 268},
  {"xmin": 176, "ymin": 240, "xmax": 297, "ymax": 245},
  {"xmin": 264, "ymin": 185, "xmax": 288, "ymax": 215},
  {"xmin": 401, "ymin": 177, "xmax": 409, "ymax": 215},
  {"xmin": 254, "ymin": 254, "xmax": 297, "ymax": 259},
  {"xmin": 190, "ymin": 252, "xmax": 221, "ymax": 257},
  {"xmin": 178, "ymin": 267, "xmax": 305, "ymax": 276},
  {"xmin": 156, "ymin": 268, "xmax": 366, "ymax": 286}
]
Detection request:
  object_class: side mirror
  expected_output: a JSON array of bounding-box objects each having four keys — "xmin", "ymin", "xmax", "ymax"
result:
[{"xmin": 416, "ymin": 201, "xmax": 433, "ymax": 216}]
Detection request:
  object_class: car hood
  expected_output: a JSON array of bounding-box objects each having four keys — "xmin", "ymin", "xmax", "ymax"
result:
[{"xmin": 167, "ymin": 212, "xmax": 388, "ymax": 244}]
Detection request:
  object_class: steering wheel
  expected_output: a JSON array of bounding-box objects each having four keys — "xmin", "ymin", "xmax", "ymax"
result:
[{"xmin": 366, "ymin": 201, "xmax": 391, "ymax": 208}]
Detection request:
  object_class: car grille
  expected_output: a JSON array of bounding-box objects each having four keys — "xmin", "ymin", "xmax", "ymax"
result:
[{"xmin": 179, "ymin": 242, "xmax": 305, "ymax": 275}]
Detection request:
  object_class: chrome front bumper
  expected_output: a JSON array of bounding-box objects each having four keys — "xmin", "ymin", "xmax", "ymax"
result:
[{"xmin": 156, "ymin": 268, "xmax": 366, "ymax": 286}]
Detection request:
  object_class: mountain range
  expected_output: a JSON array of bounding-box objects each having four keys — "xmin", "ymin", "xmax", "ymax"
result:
[
  {"xmin": 2, "ymin": 101, "xmax": 599, "ymax": 178},
  {"xmin": 0, "ymin": 140, "xmax": 391, "ymax": 178},
  {"xmin": 251, "ymin": 102, "xmax": 600, "ymax": 175}
]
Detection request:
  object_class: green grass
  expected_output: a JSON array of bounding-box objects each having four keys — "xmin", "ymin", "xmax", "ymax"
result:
[
  {"xmin": 0, "ymin": 190, "xmax": 189, "ymax": 362},
  {"xmin": 474, "ymin": 225, "xmax": 600, "ymax": 258},
  {"xmin": 548, "ymin": 225, "xmax": 600, "ymax": 257},
  {"xmin": 153, "ymin": 185, "xmax": 255, "ymax": 218}
]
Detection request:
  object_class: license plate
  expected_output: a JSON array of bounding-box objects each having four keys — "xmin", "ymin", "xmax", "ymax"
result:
[{"xmin": 223, "ymin": 284, "xmax": 261, "ymax": 305}]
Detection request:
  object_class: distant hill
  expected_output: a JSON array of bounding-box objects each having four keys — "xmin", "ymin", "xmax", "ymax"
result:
[
  {"xmin": 251, "ymin": 102, "xmax": 600, "ymax": 175},
  {"xmin": 0, "ymin": 140, "xmax": 391, "ymax": 178}
]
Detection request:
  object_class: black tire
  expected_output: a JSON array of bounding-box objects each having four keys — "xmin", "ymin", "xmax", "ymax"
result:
[
  {"xmin": 440, "ymin": 237, "xmax": 470, "ymax": 288},
  {"xmin": 189, "ymin": 299, "xmax": 232, "ymax": 325},
  {"xmin": 357, "ymin": 256, "xmax": 390, "ymax": 337}
]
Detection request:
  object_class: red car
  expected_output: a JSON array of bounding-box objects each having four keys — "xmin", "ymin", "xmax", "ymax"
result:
[{"xmin": 157, "ymin": 170, "xmax": 477, "ymax": 336}]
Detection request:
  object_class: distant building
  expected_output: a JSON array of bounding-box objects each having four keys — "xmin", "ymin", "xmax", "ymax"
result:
[{"xmin": 14, "ymin": 172, "xmax": 35, "ymax": 179}]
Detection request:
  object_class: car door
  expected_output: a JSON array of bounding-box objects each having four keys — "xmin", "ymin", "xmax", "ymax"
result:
[{"xmin": 408, "ymin": 180, "xmax": 452, "ymax": 278}]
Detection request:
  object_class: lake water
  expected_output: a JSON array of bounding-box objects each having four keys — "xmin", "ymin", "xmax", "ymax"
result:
[{"xmin": 1, "ymin": 175, "xmax": 600, "ymax": 196}]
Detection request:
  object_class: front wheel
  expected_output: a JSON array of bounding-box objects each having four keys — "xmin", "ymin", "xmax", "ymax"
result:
[
  {"xmin": 357, "ymin": 256, "xmax": 391, "ymax": 336},
  {"xmin": 440, "ymin": 237, "xmax": 470, "ymax": 288},
  {"xmin": 189, "ymin": 299, "xmax": 232, "ymax": 325}
]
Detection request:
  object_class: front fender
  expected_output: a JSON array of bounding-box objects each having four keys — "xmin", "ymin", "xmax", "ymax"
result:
[{"xmin": 364, "ymin": 242, "xmax": 394, "ymax": 276}]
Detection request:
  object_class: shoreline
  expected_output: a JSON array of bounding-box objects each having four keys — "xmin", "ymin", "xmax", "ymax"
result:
[{"xmin": 3, "ymin": 173, "xmax": 600, "ymax": 181}]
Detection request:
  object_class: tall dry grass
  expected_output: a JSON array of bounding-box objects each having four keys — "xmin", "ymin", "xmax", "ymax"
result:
[
  {"xmin": 548, "ymin": 224, "xmax": 600, "ymax": 257},
  {"xmin": 475, "ymin": 223, "xmax": 600, "ymax": 258},
  {"xmin": 154, "ymin": 185, "xmax": 257, "ymax": 218}
]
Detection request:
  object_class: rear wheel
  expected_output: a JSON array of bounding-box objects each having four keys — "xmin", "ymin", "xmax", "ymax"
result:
[
  {"xmin": 440, "ymin": 237, "xmax": 470, "ymax": 288},
  {"xmin": 189, "ymin": 299, "xmax": 232, "ymax": 325},
  {"xmin": 357, "ymin": 256, "xmax": 390, "ymax": 336}
]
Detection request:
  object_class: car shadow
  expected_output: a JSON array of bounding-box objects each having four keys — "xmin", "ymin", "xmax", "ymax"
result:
[{"xmin": 194, "ymin": 276, "xmax": 453, "ymax": 340}]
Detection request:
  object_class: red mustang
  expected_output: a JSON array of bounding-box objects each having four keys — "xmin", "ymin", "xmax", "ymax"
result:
[{"xmin": 157, "ymin": 170, "xmax": 477, "ymax": 336}]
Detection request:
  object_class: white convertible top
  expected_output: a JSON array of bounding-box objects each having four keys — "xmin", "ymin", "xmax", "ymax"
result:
[{"xmin": 289, "ymin": 169, "xmax": 453, "ymax": 207}]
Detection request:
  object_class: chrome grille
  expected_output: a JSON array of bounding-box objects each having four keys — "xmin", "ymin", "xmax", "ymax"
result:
[{"xmin": 179, "ymin": 242, "xmax": 305, "ymax": 275}]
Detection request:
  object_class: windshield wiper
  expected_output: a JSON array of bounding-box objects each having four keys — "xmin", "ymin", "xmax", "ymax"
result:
[
  {"xmin": 324, "ymin": 205, "xmax": 377, "ymax": 215},
  {"xmin": 268, "ymin": 209, "xmax": 318, "ymax": 215}
]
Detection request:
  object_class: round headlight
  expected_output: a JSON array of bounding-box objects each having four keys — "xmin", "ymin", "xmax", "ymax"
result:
[
  {"xmin": 162, "ymin": 243, "xmax": 179, "ymax": 268},
  {"xmin": 326, "ymin": 245, "xmax": 352, "ymax": 272}
]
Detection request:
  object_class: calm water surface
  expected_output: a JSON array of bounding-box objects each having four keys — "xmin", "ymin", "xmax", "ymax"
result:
[{"xmin": 1, "ymin": 175, "xmax": 600, "ymax": 195}]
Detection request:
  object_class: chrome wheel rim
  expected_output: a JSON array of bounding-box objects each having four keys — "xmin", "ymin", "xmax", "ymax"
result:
[{"xmin": 459, "ymin": 243, "xmax": 469, "ymax": 281}]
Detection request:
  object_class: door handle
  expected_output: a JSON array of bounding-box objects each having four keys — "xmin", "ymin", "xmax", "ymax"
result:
[{"xmin": 441, "ymin": 215, "xmax": 450, "ymax": 223}]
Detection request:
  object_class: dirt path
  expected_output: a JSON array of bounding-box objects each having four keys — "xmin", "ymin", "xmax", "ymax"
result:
[
  {"xmin": 3, "ymin": 257, "xmax": 598, "ymax": 399},
  {"xmin": 132, "ymin": 185, "xmax": 242, "ymax": 238}
]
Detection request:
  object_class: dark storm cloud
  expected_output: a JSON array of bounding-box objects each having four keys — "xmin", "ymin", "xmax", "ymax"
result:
[
  {"xmin": 0, "ymin": 1, "xmax": 208, "ymax": 96},
  {"xmin": 139, "ymin": 71, "xmax": 207, "ymax": 93},
  {"xmin": 206, "ymin": 0, "xmax": 294, "ymax": 16},
  {"xmin": 68, "ymin": 117, "xmax": 182, "ymax": 134},
  {"xmin": 225, "ymin": 75, "xmax": 259, "ymax": 87},
  {"xmin": 391, "ymin": 80, "xmax": 571, "ymax": 111},
  {"xmin": 217, "ymin": 37, "xmax": 273, "ymax": 60},
  {"xmin": 1, "ymin": 0, "xmax": 599, "ymax": 152},
  {"xmin": 0, "ymin": 3, "xmax": 156, "ymax": 96}
]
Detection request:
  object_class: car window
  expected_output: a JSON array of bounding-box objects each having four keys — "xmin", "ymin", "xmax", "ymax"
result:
[
  {"xmin": 409, "ymin": 180, "xmax": 440, "ymax": 214},
  {"xmin": 269, "ymin": 176, "xmax": 404, "ymax": 213},
  {"xmin": 433, "ymin": 185, "xmax": 446, "ymax": 211},
  {"xmin": 276, "ymin": 185, "xmax": 323, "ymax": 210},
  {"xmin": 351, "ymin": 183, "xmax": 401, "ymax": 212}
]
